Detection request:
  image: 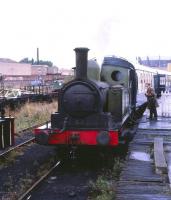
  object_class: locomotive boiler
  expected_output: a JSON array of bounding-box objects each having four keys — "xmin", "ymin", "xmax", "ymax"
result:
[{"xmin": 34, "ymin": 47, "xmax": 138, "ymax": 151}]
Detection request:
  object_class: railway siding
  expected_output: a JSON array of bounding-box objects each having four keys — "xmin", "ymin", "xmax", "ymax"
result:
[{"xmin": 116, "ymin": 116, "xmax": 171, "ymax": 200}]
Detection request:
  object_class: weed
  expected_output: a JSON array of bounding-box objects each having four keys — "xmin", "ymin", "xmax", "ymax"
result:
[
  {"xmin": 88, "ymin": 176, "xmax": 116, "ymax": 200},
  {"xmin": 0, "ymin": 149, "xmax": 24, "ymax": 169},
  {"xmin": 88, "ymin": 157, "xmax": 124, "ymax": 200}
]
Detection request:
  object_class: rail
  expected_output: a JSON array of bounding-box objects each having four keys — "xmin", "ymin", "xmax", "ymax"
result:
[
  {"xmin": 18, "ymin": 161, "xmax": 61, "ymax": 200},
  {"xmin": 0, "ymin": 137, "xmax": 34, "ymax": 157},
  {"xmin": 0, "ymin": 121, "xmax": 49, "ymax": 156}
]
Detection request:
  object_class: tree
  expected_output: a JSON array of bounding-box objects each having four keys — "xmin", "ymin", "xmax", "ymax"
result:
[{"xmin": 19, "ymin": 58, "xmax": 53, "ymax": 67}]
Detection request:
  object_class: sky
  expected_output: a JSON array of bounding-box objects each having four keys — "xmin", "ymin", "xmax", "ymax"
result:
[{"xmin": 0, "ymin": 0, "xmax": 171, "ymax": 68}]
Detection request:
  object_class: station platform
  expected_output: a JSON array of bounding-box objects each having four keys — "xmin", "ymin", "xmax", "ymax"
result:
[
  {"xmin": 139, "ymin": 116, "xmax": 171, "ymax": 130},
  {"xmin": 116, "ymin": 93, "xmax": 171, "ymax": 200}
]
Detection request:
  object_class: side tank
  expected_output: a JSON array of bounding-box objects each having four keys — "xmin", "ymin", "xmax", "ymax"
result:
[{"xmin": 87, "ymin": 59, "xmax": 100, "ymax": 81}]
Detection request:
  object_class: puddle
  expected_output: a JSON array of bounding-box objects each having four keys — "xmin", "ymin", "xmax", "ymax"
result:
[{"xmin": 130, "ymin": 151, "xmax": 151, "ymax": 161}]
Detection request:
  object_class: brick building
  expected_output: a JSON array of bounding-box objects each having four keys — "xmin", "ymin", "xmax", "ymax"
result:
[{"xmin": 0, "ymin": 59, "xmax": 60, "ymax": 88}]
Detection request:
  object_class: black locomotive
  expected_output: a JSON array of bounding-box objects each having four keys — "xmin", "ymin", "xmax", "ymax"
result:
[{"xmin": 35, "ymin": 47, "xmax": 138, "ymax": 149}]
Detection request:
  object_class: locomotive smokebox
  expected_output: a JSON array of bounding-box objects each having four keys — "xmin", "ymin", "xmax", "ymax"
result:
[{"xmin": 74, "ymin": 47, "xmax": 89, "ymax": 79}]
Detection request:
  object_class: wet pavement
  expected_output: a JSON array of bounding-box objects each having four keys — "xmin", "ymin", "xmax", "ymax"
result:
[
  {"xmin": 139, "ymin": 116, "xmax": 171, "ymax": 130},
  {"xmin": 116, "ymin": 93, "xmax": 171, "ymax": 200}
]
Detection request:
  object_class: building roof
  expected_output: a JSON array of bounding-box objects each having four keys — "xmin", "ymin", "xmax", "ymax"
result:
[{"xmin": 138, "ymin": 56, "xmax": 171, "ymax": 68}]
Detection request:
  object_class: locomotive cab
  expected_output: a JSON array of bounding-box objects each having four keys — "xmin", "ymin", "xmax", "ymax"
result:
[{"xmin": 101, "ymin": 56, "xmax": 137, "ymax": 121}]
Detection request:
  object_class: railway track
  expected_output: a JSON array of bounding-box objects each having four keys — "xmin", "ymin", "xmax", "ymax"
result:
[
  {"xmin": 0, "ymin": 129, "xmax": 58, "ymax": 200},
  {"xmin": 18, "ymin": 161, "xmax": 61, "ymax": 200},
  {"xmin": 17, "ymin": 121, "xmax": 50, "ymax": 133},
  {"xmin": 0, "ymin": 121, "xmax": 49, "ymax": 157},
  {"xmin": 0, "ymin": 117, "xmax": 139, "ymax": 199},
  {"xmin": 17, "ymin": 145, "xmax": 129, "ymax": 200},
  {"xmin": 0, "ymin": 137, "xmax": 34, "ymax": 157},
  {"xmin": 0, "ymin": 127, "xmax": 135, "ymax": 200}
]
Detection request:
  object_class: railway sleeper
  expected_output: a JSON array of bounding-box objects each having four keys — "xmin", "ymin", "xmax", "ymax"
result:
[{"xmin": 154, "ymin": 137, "xmax": 167, "ymax": 175}]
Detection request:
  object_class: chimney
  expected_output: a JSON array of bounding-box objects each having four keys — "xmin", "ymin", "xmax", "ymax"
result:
[{"xmin": 74, "ymin": 47, "xmax": 89, "ymax": 79}]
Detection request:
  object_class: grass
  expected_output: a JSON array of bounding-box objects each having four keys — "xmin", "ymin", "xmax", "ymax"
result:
[
  {"xmin": 0, "ymin": 150, "xmax": 24, "ymax": 170},
  {"xmin": 5, "ymin": 101, "xmax": 58, "ymax": 133}
]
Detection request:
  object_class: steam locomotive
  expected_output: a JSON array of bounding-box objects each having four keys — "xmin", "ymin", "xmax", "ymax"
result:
[{"xmin": 34, "ymin": 48, "xmax": 138, "ymax": 153}]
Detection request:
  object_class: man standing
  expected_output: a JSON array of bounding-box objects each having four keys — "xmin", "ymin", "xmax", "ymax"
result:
[{"xmin": 145, "ymin": 84, "xmax": 158, "ymax": 120}]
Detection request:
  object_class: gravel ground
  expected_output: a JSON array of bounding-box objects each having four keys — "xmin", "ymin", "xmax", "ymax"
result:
[
  {"xmin": 0, "ymin": 129, "xmax": 102, "ymax": 200},
  {"xmin": 0, "ymin": 143, "xmax": 58, "ymax": 199},
  {"xmin": 0, "ymin": 129, "xmax": 104, "ymax": 200},
  {"xmin": 28, "ymin": 166, "xmax": 97, "ymax": 200},
  {"xmin": 0, "ymin": 143, "xmax": 106, "ymax": 200},
  {"xmin": 25, "ymin": 152, "xmax": 103, "ymax": 200}
]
